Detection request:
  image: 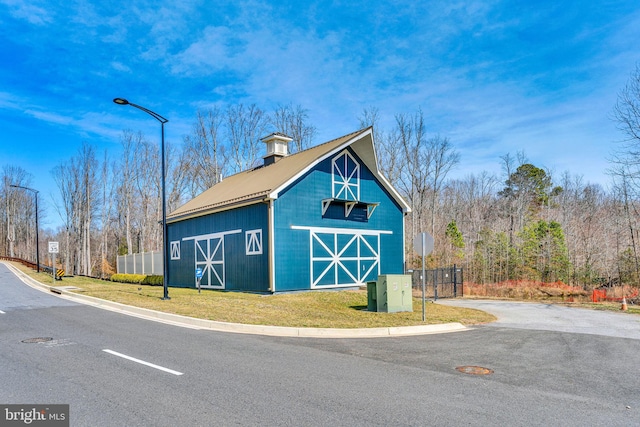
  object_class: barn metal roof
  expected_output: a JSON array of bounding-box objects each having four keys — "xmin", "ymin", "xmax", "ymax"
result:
[{"xmin": 167, "ymin": 127, "xmax": 410, "ymax": 222}]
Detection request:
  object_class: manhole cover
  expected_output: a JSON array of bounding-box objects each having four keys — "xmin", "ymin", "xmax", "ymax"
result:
[
  {"xmin": 22, "ymin": 337, "xmax": 54, "ymax": 343},
  {"xmin": 456, "ymin": 365, "xmax": 494, "ymax": 375}
]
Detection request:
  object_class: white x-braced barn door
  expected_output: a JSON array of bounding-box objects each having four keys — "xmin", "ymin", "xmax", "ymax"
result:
[
  {"xmin": 292, "ymin": 226, "xmax": 392, "ymax": 288},
  {"xmin": 195, "ymin": 235, "xmax": 225, "ymax": 288},
  {"xmin": 183, "ymin": 229, "xmax": 241, "ymax": 289}
]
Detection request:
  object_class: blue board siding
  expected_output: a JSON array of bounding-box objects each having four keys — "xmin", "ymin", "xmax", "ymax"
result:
[
  {"xmin": 167, "ymin": 203, "xmax": 270, "ymax": 292},
  {"xmin": 273, "ymin": 148, "xmax": 404, "ymax": 292}
]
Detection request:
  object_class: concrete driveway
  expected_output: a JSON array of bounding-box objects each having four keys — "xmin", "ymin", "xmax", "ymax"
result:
[{"xmin": 439, "ymin": 299, "xmax": 640, "ymax": 340}]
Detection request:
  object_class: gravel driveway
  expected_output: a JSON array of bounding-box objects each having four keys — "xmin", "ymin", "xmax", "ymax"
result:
[{"xmin": 439, "ymin": 299, "xmax": 640, "ymax": 340}]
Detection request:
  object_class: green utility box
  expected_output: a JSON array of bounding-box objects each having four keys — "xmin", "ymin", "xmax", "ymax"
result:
[
  {"xmin": 368, "ymin": 275, "xmax": 413, "ymax": 313},
  {"xmin": 367, "ymin": 281, "xmax": 377, "ymax": 311}
]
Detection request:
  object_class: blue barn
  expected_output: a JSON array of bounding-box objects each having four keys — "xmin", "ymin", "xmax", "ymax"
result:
[{"xmin": 166, "ymin": 127, "xmax": 411, "ymax": 292}]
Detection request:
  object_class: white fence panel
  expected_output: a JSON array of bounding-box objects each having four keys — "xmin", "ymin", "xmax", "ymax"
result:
[{"xmin": 116, "ymin": 251, "xmax": 163, "ymax": 275}]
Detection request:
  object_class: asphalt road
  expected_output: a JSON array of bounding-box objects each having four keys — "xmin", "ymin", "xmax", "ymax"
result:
[{"xmin": 1, "ymin": 263, "xmax": 639, "ymax": 426}]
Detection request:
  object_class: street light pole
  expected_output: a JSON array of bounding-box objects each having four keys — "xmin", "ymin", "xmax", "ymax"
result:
[
  {"xmin": 10, "ymin": 184, "xmax": 40, "ymax": 272},
  {"xmin": 113, "ymin": 98, "xmax": 170, "ymax": 300}
]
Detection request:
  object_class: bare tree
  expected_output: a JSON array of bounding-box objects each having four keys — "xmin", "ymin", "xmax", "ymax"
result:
[
  {"xmin": 358, "ymin": 107, "xmax": 404, "ymax": 187},
  {"xmin": 183, "ymin": 108, "xmax": 227, "ymax": 197},
  {"xmin": 166, "ymin": 141, "xmax": 189, "ymax": 213},
  {"xmin": 611, "ymin": 170, "xmax": 640, "ymax": 282},
  {"xmin": 226, "ymin": 104, "xmax": 269, "ymax": 173},
  {"xmin": 272, "ymin": 103, "xmax": 316, "ymax": 153},
  {"xmin": 114, "ymin": 130, "xmax": 144, "ymax": 255},
  {"xmin": 52, "ymin": 161, "xmax": 75, "ymax": 273},
  {"xmin": 613, "ymin": 64, "xmax": 640, "ymax": 150},
  {"xmin": 98, "ymin": 150, "xmax": 116, "ymax": 277},
  {"xmin": 81, "ymin": 143, "xmax": 98, "ymax": 275},
  {"xmin": 52, "ymin": 142, "xmax": 99, "ymax": 275},
  {"xmin": 394, "ymin": 108, "xmax": 460, "ymax": 240},
  {"xmin": 395, "ymin": 110, "xmax": 429, "ymax": 240},
  {"xmin": 608, "ymin": 64, "xmax": 640, "ymax": 283},
  {"xmin": 1, "ymin": 166, "xmax": 34, "ymax": 259},
  {"xmin": 426, "ymin": 134, "xmax": 460, "ymax": 235},
  {"xmin": 134, "ymin": 136, "xmax": 162, "ymax": 253}
]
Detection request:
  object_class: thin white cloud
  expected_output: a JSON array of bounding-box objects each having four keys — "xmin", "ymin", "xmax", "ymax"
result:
[
  {"xmin": 170, "ymin": 26, "xmax": 238, "ymax": 75},
  {"xmin": 1, "ymin": 0, "xmax": 53, "ymax": 25},
  {"xmin": 24, "ymin": 109, "xmax": 74, "ymax": 126},
  {"xmin": 110, "ymin": 61, "xmax": 131, "ymax": 73},
  {"xmin": 0, "ymin": 91, "xmax": 24, "ymax": 110}
]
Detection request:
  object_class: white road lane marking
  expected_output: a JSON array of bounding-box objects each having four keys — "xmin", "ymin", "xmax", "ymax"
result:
[
  {"xmin": 103, "ymin": 349, "xmax": 184, "ymax": 376},
  {"xmin": 0, "ymin": 309, "xmax": 5, "ymax": 314}
]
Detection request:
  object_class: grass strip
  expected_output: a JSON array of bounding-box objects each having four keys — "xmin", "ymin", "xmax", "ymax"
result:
[{"xmin": 10, "ymin": 263, "xmax": 495, "ymax": 328}]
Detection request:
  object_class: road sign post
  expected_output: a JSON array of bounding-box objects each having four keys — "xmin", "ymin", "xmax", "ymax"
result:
[
  {"xmin": 413, "ymin": 232, "xmax": 434, "ymax": 321},
  {"xmin": 195, "ymin": 267, "xmax": 203, "ymax": 294},
  {"xmin": 48, "ymin": 242, "xmax": 59, "ymax": 285}
]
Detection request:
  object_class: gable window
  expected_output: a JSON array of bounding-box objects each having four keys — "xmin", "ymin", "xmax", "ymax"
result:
[
  {"xmin": 170, "ymin": 241, "xmax": 181, "ymax": 260},
  {"xmin": 245, "ymin": 229, "xmax": 263, "ymax": 255},
  {"xmin": 332, "ymin": 150, "xmax": 360, "ymax": 201}
]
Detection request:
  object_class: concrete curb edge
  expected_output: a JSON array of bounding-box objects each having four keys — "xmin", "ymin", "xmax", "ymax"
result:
[{"xmin": 3, "ymin": 262, "xmax": 468, "ymax": 338}]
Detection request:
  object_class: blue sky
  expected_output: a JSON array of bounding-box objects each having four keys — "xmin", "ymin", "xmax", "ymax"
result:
[{"xmin": 2, "ymin": 0, "xmax": 639, "ymax": 229}]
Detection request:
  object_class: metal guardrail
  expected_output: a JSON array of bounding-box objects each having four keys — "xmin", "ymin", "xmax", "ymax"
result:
[
  {"xmin": 0, "ymin": 256, "xmax": 63, "ymax": 280},
  {"xmin": 0, "ymin": 256, "xmax": 38, "ymax": 270}
]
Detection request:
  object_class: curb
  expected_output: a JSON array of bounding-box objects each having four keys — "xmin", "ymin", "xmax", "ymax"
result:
[{"xmin": 4, "ymin": 262, "xmax": 468, "ymax": 338}]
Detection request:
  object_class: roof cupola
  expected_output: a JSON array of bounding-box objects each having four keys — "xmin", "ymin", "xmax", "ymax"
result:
[{"xmin": 261, "ymin": 132, "xmax": 293, "ymax": 166}]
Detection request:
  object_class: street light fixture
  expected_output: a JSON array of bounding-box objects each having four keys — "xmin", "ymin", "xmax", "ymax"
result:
[
  {"xmin": 113, "ymin": 98, "xmax": 170, "ymax": 300},
  {"xmin": 9, "ymin": 184, "xmax": 40, "ymax": 272}
]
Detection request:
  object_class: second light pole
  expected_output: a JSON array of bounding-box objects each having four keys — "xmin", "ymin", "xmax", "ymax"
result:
[{"xmin": 113, "ymin": 98, "xmax": 170, "ymax": 300}]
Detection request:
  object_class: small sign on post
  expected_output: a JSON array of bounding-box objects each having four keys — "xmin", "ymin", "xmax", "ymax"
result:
[
  {"xmin": 195, "ymin": 267, "xmax": 203, "ymax": 294},
  {"xmin": 48, "ymin": 241, "xmax": 59, "ymax": 284},
  {"xmin": 413, "ymin": 233, "xmax": 434, "ymax": 256},
  {"xmin": 413, "ymin": 232, "xmax": 434, "ymax": 322}
]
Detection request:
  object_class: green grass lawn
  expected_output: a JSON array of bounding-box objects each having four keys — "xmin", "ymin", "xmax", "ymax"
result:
[{"xmin": 11, "ymin": 263, "xmax": 495, "ymax": 328}]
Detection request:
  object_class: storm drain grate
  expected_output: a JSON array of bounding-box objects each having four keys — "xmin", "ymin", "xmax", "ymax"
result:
[
  {"xmin": 22, "ymin": 337, "xmax": 54, "ymax": 343},
  {"xmin": 456, "ymin": 365, "xmax": 494, "ymax": 375}
]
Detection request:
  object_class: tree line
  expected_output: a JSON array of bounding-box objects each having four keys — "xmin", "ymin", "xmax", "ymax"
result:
[{"xmin": 2, "ymin": 65, "xmax": 640, "ymax": 288}]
